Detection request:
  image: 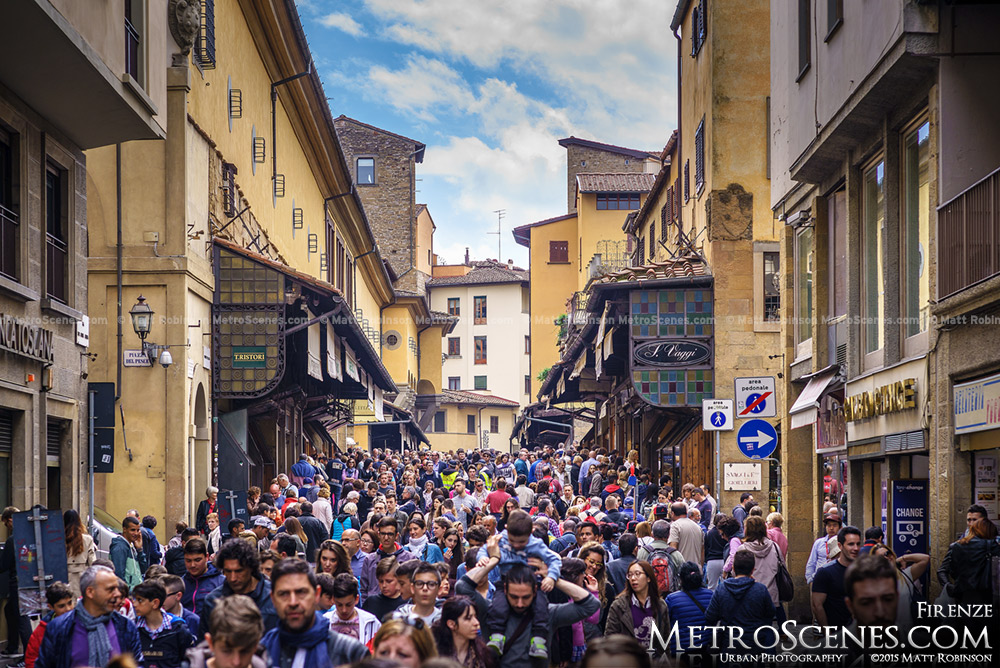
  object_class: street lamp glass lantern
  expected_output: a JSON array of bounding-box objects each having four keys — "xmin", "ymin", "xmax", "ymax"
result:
[{"xmin": 129, "ymin": 295, "xmax": 154, "ymax": 341}]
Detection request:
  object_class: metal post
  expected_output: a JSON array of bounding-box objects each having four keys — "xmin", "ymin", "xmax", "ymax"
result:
[
  {"xmin": 88, "ymin": 389, "xmax": 95, "ymax": 532},
  {"xmin": 224, "ymin": 490, "xmax": 238, "ymax": 524},
  {"xmin": 714, "ymin": 431, "xmax": 721, "ymax": 506}
]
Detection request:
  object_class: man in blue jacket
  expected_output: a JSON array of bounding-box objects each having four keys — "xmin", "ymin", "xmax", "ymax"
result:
[
  {"xmin": 36, "ymin": 565, "xmax": 143, "ymax": 668},
  {"xmin": 110, "ymin": 516, "xmax": 148, "ymax": 588},
  {"xmin": 705, "ymin": 550, "xmax": 775, "ymax": 652},
  {"xmin": 198, "ymin": 538, "xmax": 278, "ymax": 638}
]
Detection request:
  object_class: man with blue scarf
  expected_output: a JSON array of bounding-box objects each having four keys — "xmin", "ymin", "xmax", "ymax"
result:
[
  {"xmin": 262, "ymin": 559, "xmax": 368, "ymax": 668},
  {"xmin": 36, "ymin": 565, "xmax": 142, "ymax": 668}
]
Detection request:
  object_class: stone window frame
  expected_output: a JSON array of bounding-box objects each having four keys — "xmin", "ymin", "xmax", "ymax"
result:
[{"xmin": 355, "ymin": 156, "xmax": 376, "ymax": 186}]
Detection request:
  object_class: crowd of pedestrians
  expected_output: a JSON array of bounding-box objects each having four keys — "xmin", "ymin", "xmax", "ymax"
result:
[{"xmin": 1, "ymin": 445, "xmax": 997, "ymax": 668}]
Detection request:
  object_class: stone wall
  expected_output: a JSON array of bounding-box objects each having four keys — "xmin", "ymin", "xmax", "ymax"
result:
[
  {"xmin": 565, "ymin": 145, "xmax": 649, "ymax": 213},
  {"xmin": 334, "ymin": 119, "xmax": 417, "ymax": 278}
]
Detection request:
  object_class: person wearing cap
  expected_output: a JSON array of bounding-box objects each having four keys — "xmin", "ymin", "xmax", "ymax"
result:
[
  {"xmin": 806, "ymin": 509, "xmax": 844, "ymax": 584},
  {"xmin": 251, "ymin": 516, "xmax": 275, "ymax": 552}
]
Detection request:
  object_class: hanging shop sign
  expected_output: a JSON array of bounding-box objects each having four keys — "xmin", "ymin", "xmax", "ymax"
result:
[
  {"xmin": 629, "ymin": 287, "xmax": 714, "ymax": 408},
  {"xmin": 633, "ymin": 340, "xmax": 711, "ymax": 367},
  {"xmin": 233, "ymin": 347, "xmax": 267, "ymax": 368},
  {"xmin": 0, "ymin": 314, "xmax": 55, "ymax": 363}
]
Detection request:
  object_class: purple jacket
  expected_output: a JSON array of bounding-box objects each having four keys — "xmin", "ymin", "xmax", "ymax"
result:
[{"xmin": 359, "ymin": 546, "xmax": 416, "ymax": 603}]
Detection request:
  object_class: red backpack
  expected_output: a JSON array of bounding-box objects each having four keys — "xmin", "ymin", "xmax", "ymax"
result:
[{"xmin": 648, "ymin": 546, "xmax": 680, "ymax": 596}]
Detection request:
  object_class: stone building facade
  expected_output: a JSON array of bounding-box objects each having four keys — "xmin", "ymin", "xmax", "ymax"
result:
[
  {"xmin": 334, "ymin": 116, "xmax": 425, "ymax": 289},
  {"xmin": 558, "ymin": 136, "xmax": 659, "ymax": 213},
  {"xmin": 0, "ymin": 0, "xmax": 165, "ymax": 514}
]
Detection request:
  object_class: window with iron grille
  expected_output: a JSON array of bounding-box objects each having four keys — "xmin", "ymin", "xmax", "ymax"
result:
[
  {"xmin": 195, "ymin": 0, "xmax": 216, "ymax": 69},
  {"xmin": 448, "ymin": 337, "xmax": 460, "ymax": 357},
  {"xmin": 447, "ymin": 297, "xmax": 460, "ymax": 316},
  {"xmin": 695, "ymin": 119, "xmax": 705, "ymax": 193},
  {"xmin": 448, "ymin": 377, "xmax": 460, "ymax": 390},
  {"xmin": 0, "ymin": 127, "xmax": 18, "ymax": 281},
  {"xmin": 549, "ymin": 240, "xmax": 569, "ymax": 263},
  {"xmin": 763, "ymin": 252, "xmax": 780, "ymax": 321},
  {"xmin": 467, "ymin": 415, "xmax": 476, "ymax": 434},
  {"xmin": 490, "ymin": 416, "xmax": 499, "ymax": 433},
  {"xmin": 433, "ymin": 411, "xmax": 445, "ymax": 432},
  {"xmin": 684, "ymin": 161, "xmax": 690, "ymax": 201},
  {"xmin": 474, "ymin": 296, "xmax": 487, "ymax": 324},
  {"xmin": 474, "ymin": 375, "xmax": 487, "ymax": 390},
  {"xmin": 691, "ymin": 0, "xmax": 707, "ymax": 57},
  {"xmin": 45, "ymin": 162, "xmax": 68, "ymax": 304},
  {"xmin": 474, "ymin": 336, "xmax": 487, "ymax": 364},
  {"xmin": 596, "ymin": 194, "xmax": 640, "ymax": 210}
]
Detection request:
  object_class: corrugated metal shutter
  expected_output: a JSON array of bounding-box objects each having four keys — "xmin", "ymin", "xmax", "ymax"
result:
[
  {"xmin": 0, "ymin": 410, "xmax": 12, "ymax": 454},
  {"xmin": 47, "ymin": 419, "xmax": 63, "ymax": 459}
]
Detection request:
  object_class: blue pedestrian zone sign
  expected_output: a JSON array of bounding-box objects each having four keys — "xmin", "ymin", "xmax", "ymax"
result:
[
  {"xmin": 736, "ymin": 419, "xmax": 777, "ymax": 459},
  {"xmin": 711, "ymin": 412, "xmax": 727, "ymax": 428}
]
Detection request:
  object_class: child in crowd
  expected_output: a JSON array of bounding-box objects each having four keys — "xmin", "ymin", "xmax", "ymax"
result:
[
  {"xmin": 479, "ymin": 510, "xmax": 562, "ymax": 660},
  {"xmin": 25, "ymin": 582, "xmax": 75, "ymax": 668},
  {"xmin": 131, "ymin": 580, "xmax": 194, "ymax": 668},
  {"xmin": 361, "ymin": 557, "xmax": 406, "ymax": 621},
  {"xmin": 186, "ymin": 595, "xmax": 268, "ymax": 668},
  {"xmin": 315, "ymin": 573, "xmax": 337, "ymax": 615}
]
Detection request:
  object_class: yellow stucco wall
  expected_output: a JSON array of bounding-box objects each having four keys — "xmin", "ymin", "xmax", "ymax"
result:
[
  {"xmin": 526, "ymin": 215, "xmax": 578, "ymax": 397},
  {"xmin": 426, "ymin": 403, "xmax": 516, "ymax": 454},
  {"xmin": 415, "ymin": 208, "xmax": 435, "ymax": 276},
  {"xmin": 576, "ymin": 192, "xmax": 647, "ymax": 290},
  {"xmin": 381, "ymin": 304, "xmax": 419, "ymax": 388}
]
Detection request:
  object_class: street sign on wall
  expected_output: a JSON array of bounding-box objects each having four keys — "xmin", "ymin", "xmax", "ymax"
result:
[
  {"xmin": 735, "ymin": 377, "xmax": 776, "ymax": 418},
  {"xmin": 702, "ymin": 399, "xmax": 734, "ymax": 431},
  {"xmin": 724, "ymin": 462, "xmax": 762, "ymax": 490},
  {"xmin": 736, "ymin": 419, "xmax": 778, "ymax": 459}
]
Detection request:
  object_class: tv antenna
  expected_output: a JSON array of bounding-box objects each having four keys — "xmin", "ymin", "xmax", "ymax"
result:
[{"xmin": 489, "ymin": 209, "xmax": 505, "ymax": 260}]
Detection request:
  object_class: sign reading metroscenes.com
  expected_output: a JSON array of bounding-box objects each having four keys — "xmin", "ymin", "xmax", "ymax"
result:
[{"xmin": 644, "ymin": 604, "xmax": 995, "ymax": 666}]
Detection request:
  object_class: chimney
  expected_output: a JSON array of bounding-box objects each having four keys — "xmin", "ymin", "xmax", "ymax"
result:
[
  {"xmin": 507, "ymin": 259, "xmax": 513, "ymax": 270},
  {"xmin": 464, "ymin": 248, "xmax": 470, "ymax": 266}
]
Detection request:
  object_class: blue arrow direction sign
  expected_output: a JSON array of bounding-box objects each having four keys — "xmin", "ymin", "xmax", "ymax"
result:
[{"xmin": 736, "ymin": 419, "xmax": 777, "ymax": 459}]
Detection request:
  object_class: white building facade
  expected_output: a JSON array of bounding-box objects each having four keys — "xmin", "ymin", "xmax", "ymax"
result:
[{"xmin": 427, "ymin": 261, "xmax": 531, "ymax": 409}]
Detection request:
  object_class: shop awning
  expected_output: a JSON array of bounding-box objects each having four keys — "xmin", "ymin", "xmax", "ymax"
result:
[{"xmin": 789, "ymin": 366, "xmax": 841, "ymax": 429}]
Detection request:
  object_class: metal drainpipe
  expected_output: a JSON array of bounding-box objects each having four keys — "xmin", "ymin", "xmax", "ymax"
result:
[{"xmin": 116, "ymin": 144, "xmax": 123, "ymax": 402}]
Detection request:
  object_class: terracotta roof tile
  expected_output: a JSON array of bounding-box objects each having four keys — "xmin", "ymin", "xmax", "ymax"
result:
[
  {"xmin": 441, "ymin": 390, "xmax": 520, "ymax": 407},
  {"xmin": 427, "ymin": 260, "xmax": 528, "ymax": 287},
  {"xmin": 576, "ymin": 173, "xmax": 657, "ymax": 193},
  {"xmin": 592, "ymin": 254, "xmax": 710, "ymax": 286}
]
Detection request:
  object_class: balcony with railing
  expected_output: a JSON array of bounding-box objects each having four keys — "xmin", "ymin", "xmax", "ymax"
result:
[
  {"xmin": 938, "ymin": 166, "xmax": 1000, "ymax": 299},
  {"xmin": 586, "ymin": 240, "xmax": 630, "ymax": 281}
]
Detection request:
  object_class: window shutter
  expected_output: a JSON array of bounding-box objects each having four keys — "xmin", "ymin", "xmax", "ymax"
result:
[
  {"xmin": 47, "ymin": 419, "xmax": 63, "ymax": 459},
  {"xmin": 549, "ymin": 240, "xmax": 568, "ymax": 263},
  {"xmin": 674, "ymin": 177, "xmax": 682, "ymax": 220},
  {"xmin": 0, "ymin": 410, "xmax": 12, "ymax": 454}
]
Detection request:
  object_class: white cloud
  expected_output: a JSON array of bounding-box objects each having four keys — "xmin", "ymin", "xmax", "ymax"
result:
[
  {"xmin": 365, "ymin": 56, "xmax": 475, "ymax": 122},
  {"xmin": 319, "ymin": 12, "xmax": 366, "ymax": 37}
]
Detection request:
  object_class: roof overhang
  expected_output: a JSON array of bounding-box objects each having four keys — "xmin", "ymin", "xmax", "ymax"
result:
[{"xmin": 0, "ymin": 0, "xmax": 164, "ymax": 149}]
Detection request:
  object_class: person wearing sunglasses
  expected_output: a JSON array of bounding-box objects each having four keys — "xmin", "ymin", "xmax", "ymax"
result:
[{"xmin": 396, "ymin": 563, "xmax": 443, "ymax": 626}]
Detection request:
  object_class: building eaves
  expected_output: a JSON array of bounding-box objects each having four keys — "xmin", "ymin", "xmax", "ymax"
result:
[
  {"xmin": 576, "ymin": 173, "xmax": 657, "ymax": 193},
  {"xmin": 334, "ymin": 114, "xmax": 426, "ymax": 162},
  {"xmin": 671, "ymin": 0, "xmax": 694, "ymax": 31},
  {"xmin": 557, "ymin": 136, "xmax": 660, "ymax": 160},
  {"xmin": 441, "ymin": 389, "xmax": 520, "ymax": 407},
  {"xmin": 512, "ymin": 213, "xmax": 577, "ymax": 248},
  {"xmin": 426, "ymin": 263, "xmax": 528, "ymax": 287}
]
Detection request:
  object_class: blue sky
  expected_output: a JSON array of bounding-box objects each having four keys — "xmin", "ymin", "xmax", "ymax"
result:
[{"xmin": 298, "ymin": 0, "xmax": 677, "ymax": 267}]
